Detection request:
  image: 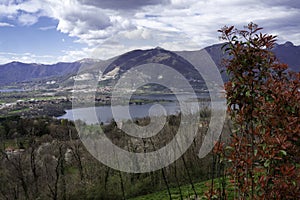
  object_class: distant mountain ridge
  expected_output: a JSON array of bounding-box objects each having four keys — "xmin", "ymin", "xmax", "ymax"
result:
[
  {"xmin": 204, "ymin": 41, "xmax": 300, "ymax": 73},
  {"xmin": 0, "ymin": 61, "xmax": 82, "ymax": 86},
  {"xmin": 103, "ymin": 47, "xmax": 202, "ymax": 80},
  {"xmin": 272, "ymin": 41, "xmax": 300, "ymax": 72},
  {"xmin": 0, "ymin": 42, "xmax": 299, "ymax": 87}
]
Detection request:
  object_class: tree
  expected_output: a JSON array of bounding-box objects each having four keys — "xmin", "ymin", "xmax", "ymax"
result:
[{"xmin": 217, "ymin": 23, "xmax": 300, "ymax": 199}]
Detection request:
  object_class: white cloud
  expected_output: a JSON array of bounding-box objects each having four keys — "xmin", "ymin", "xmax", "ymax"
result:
[
  {"xmin": 39, "ymin": 0, "xmax": 137, "ymax": 46},
  {"xmin": 133, "ymin": 0, "xmax": 300, "ymax": 48},
  {"xmin": 3, "ymin": 0, "xmax": 300, "ymax": 48},
  {"xmin": 1, "ymin": 0, "xmax": 300, "ymax": 63},
  {"xmin": 0, "ymin": 22, "xmax": 14, "ymax": 27},
  {"xmin": 0, "ymin": 52, "xmax": 56, "ymax": 64},
  {"xmin": 18, "ymin": 13, "xmax": 39, "ymax": 25},
  {"xmin": 58, "ymin": 49, "xmax": 89, "ymax": 63},
  {"xmin": 123, "ymin": 28, "xmax": 153, "ymax": 40},
  {"xmin": 90, "ymin": 43, "xmax": 155, "ymax": 60},
  {"xmin": 78, "ymin": 0, "xmax": 169, "ymax": 10},
  {"xmin": 39, "ymin": 25, "xmax": 56, "ymax": 31}
]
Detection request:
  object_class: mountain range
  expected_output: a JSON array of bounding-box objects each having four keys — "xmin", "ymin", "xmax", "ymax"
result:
[{"xmin": 0, "ymin": 42, "xmax": 299, "ymax": 88}]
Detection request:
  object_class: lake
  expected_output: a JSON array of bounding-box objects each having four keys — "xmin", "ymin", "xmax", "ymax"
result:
[
  {"xmin": 0, "ymin": 88, "xmax": 25, "ymax": 92},
  {"xmin": 58, "ymin": 93, "xmax": 211, "ymax": 124}
]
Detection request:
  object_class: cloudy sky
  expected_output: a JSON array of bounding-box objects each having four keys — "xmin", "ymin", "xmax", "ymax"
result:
[{"xmin": 0, "ymin": 0, "xmax": 299, "ymax": 64}]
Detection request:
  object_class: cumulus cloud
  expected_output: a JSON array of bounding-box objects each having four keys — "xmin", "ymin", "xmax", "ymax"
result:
[
  {"xmin": 78, "ymin": 0, "xmax": 170, "ymax": 10},
  {"xmin": 123, "ymin": 28, "xmax": 153, "ymax": 40},
  {"xmin": 1, "ymin": 0, "xmax": 300, "ymax": 63},
  {"xmin": 0, "ymin": 0, "xmax": 42, "ymax": 25},
  {"xmin": 0, "ymin": 22, "xmax": 14, "ymax": 27},
  {"xmin": 134, "ymin": 0, "xmax": 300, "ymax": 47},
  {"xmin": 18, "ymin": 13, "xmax": 39, "ymax": 25},
  {"xmin": 3, "ymin": 0, "xmax": 300, "ymax": 47},
  {"xmin": 38, "ymin": 0, "xmax": 137, "ymax": 46}
]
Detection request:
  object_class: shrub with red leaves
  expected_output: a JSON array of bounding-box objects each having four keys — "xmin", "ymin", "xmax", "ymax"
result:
[{"xmin": 218, "ymin": 23, "xmax": 300, "ymax": 199}]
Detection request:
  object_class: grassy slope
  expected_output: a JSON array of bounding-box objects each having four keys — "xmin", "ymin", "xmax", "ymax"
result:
[{"xmin": 130, "ymin": 178, "xmax": 234, "ymax": 200}]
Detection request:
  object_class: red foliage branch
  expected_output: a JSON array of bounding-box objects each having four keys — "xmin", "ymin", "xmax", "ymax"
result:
[{"xmin": 218, "ymin": 23, "xmax": 300, "ymax": 199}]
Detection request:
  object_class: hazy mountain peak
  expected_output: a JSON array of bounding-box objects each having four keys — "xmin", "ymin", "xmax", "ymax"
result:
[
  {"xmin": 283, "ymin": 41, "xmax": 294, "ymax": 47},
  {"xmin": 154, "ymin": 46, "xmax": 165, "ymax": 50}
]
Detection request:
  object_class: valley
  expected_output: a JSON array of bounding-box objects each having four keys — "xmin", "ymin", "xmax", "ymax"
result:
[
  {"xmin": 1, "ymin": 42, "xmax": 298, "ymax": 120},
  {"xmin": 0, "ymin": 39, "xmax": 299, "ymax": 199}
]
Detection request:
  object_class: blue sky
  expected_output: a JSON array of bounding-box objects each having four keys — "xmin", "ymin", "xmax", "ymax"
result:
[{"xmin": 0, "ymin": 0, "xmax": 300, "ymax": 64}]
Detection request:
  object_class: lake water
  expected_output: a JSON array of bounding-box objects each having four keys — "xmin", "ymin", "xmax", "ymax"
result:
[
  {"xmin": 0, "ymin": 89, "xmax": 25, "ymax": 92},
  {"xmin": 58, "ymin": 102, "xmax": 182, "ymax": 124},
  {"xmin": 58, "ymin": 93, "xmax": 211, "ymax": 124}
]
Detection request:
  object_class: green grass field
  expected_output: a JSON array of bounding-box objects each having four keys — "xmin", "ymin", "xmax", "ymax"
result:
[{"xmin": 130, "ymin": 178, "xmax": 234, "ymax": 200}]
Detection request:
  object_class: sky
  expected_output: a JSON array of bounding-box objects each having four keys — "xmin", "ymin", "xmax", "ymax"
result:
[{"xmin": 0, "ymin": 0, "xmax": 299, "ymax": 64}]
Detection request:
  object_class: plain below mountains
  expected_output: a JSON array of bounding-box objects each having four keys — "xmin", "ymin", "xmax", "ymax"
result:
[{"xmin": 0, "ymin": 41, "xmax": 299, "ymax": 87}]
